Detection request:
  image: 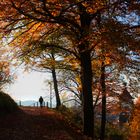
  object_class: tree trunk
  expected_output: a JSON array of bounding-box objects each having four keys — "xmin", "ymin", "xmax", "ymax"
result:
[
  {"xmin": 80, "ymin": 50, "xmax": 94, "ymax": 138},
  {"xmin": 51, "ymin": 68, "xmax": 61, "ymax": 108},
  {"xmin": 100, "ymin": 62, "xmax": 106, "ymax": 140},
  {"xmin": 79, "ymin": 3, "xmax": 94, "ymax": 138}
]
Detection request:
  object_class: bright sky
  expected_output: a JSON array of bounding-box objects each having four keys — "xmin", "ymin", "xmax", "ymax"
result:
[{"xmin": 5, "ymin": 68, "xmax": 51, "ymax": 102}]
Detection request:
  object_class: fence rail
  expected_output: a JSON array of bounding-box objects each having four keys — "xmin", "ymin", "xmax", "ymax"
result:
[
  {"xmin": 17, "ymin": 100, "xmax": 49, "ymax": 107},
  {"xmin": 16, "ymin": 95, "xmax": 51, "ymax": 108}
]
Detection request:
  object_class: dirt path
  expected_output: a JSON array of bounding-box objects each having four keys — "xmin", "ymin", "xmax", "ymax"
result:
[{"xmin": 0, "ymin": 107, "xmax": 84, "ymax": 140}]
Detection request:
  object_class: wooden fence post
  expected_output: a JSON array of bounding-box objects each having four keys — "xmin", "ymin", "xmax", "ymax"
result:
[{"xmin": 19, "ymin": 101, "xmax": 21, "ymax": 107}]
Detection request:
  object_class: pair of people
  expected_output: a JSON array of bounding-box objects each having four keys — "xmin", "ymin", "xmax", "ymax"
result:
[{"xmin": 39, "ymin": 96, "xmax": 44, "ymax": 108}]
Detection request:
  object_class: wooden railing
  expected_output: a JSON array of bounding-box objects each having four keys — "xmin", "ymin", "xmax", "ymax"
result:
[{"xmin": 16, "ymin": 95, "xmax": 52, "ymax": 108}]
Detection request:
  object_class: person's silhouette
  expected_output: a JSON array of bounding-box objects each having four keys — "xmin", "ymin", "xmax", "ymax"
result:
[{"xmin": 39, "ymin": 96, "xmax": 44, "ymax": 108}]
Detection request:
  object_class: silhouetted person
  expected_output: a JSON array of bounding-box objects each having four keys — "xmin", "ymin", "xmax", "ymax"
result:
[{"xmin": 39, "ymin": 96, "xmax": 44, "ymax": 108}]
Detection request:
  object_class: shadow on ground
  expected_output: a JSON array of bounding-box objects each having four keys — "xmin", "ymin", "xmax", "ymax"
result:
[{"xmin": 0, "ymin": 107, "xmax": 85, "ymax": 140}]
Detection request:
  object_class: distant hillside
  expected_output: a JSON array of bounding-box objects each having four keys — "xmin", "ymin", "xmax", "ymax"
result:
[{"xmin": 17, "ymin": 100, "xmax": 37, "ymax": 106}]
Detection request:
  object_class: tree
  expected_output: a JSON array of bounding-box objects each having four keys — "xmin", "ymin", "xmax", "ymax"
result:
[
  {"xmin": 57, "ymin": 66, "xmax": 83, "ymax": 107},
  {"xmin": 20, "ymin": 44, "xmax": 62, "ymax": 108},
  {"xmin": 16, "ymin": 32, "xmax": 80, "ymax": 108},
  {"xmin": 91, "ymin": 22, "xmax": 140, "ymax": 138}
]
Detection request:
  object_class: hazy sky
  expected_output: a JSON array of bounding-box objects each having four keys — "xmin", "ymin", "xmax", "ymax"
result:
[{"xmin": 6, "ymin": 68, "xmax": 51, "ymax": 102}]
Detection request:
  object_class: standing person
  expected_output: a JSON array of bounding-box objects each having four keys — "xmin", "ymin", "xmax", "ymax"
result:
[{"xmin": 39, "ymin": 96, "xmax": 44, "ymax": 108}]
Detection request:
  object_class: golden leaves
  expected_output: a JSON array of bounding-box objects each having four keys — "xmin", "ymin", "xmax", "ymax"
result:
[
  {"xmin": 82, "ymin": 0, "xmax": 106, "ymax": 14},
  {"xmin": 0, "ymin": 60, "xmax": 10, "ymax": 82},
  {"xmin": 64, "ymin": 55, "xmax": 80, "ymax": 71}
]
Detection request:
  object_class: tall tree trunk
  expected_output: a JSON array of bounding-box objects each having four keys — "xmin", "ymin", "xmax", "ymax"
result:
[
  {"xmin": 100, "ymin": 62, "xmax": 106, "ymax": 140},
  {"xmin": 78, "ymin": 3, "xmax": 94, "ymax": 139},
  {"xmin": 51, "ymin": 68, "xmax": 61, "ymax": 108},
  {"xmin": 80, "ymin": 49, "xmax": 94, "ymax": 138}
]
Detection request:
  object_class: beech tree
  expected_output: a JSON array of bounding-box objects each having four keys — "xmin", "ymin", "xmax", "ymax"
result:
[
  {"xmin": 0, "ymin": 0, "xmax": 140, "ymax": 138},
  {"xmin": 19, "ymin": 44, "xmax": 62, "ymax": 108},
  {"xmin": 57, "ymin": 66, "xmax": 82, "ymax": 106},
  {"xmin": 15, "ymin": 31, "xmax": 78, "ymax": 108}
]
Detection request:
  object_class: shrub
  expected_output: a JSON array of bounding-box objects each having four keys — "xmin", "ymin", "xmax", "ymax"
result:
[
  {"xmin": 105, "ymin": 123, "xmax": 130, "ymax": 140},
  {"xmin": 129, "ymin": 97, "xmax": 140, "ymax": 140},
  {"xmin": 57, "ymin": 105, "xmax": 83, "ymax": 130}
]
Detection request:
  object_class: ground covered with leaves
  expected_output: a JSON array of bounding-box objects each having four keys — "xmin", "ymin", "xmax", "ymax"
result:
[{"xmin": 0, "ymin": 107, "xmax": 85, "ymax": 140}]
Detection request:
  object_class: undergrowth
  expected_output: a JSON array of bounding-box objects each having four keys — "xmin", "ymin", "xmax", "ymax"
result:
[{"xmin": 57, "ymin": 105, "xmax": 83, "ymax": 133}]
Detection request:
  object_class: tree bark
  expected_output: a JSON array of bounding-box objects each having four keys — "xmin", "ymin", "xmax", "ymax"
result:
[
  {"xmin": 100, "ymin": 62, "xmax": 106, "ymax": 140},
  {"xmin": 78, "ymin": 4, "xmax": 94, "ymax": 138},
  {"xmin": 80, "ymin": 49, "xmax": 94, "ymax": 138},
  {"xmin": 51, "ymin": 68, "xmax": 61, "ymax": 108}
]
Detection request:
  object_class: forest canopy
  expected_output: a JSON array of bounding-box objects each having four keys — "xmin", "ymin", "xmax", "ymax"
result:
[{"xmin": 0, "ymin": 0, "xmax": 140, "ymax": 139}]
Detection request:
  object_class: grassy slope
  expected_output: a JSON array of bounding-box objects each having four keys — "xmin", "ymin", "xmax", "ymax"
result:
[{"xmin": 0, "ymin": 91, "xmax": 18, "ymax": 115}]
